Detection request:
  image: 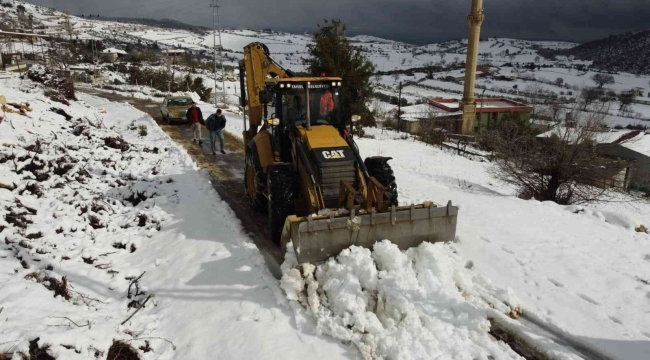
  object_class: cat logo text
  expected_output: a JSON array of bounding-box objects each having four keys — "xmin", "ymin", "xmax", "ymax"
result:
[{"xmin": 322, "ymin": 150, "xmax": 346, "ymax": 160}]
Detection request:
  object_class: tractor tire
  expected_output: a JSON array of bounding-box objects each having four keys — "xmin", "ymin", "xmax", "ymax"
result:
[
  {"xmin": 244, "ymin": 151, "xmax": 267, "ymax": 213},
  {"xmin": 365, "ymin": 157, "xmax": 398, "ymax": 207},
  {"xmin": 267, "ymin": 166, "xmax": 295, "ymax": 244}
]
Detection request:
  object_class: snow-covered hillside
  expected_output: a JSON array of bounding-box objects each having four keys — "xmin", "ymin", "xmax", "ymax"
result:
[{"xmin": 5, "ymin": 0, "xmax": 650, "ymax": 129}]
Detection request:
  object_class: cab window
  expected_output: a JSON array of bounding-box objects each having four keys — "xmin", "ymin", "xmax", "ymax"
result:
[{"xmin": 280, "ymin": 85, "xmax": 342, "ymax": 128}]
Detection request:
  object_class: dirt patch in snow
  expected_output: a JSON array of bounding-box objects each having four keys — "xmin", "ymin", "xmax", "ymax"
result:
[{"xmin": 18, "ymin": 337, "xmax": 56, "ymax": 360}]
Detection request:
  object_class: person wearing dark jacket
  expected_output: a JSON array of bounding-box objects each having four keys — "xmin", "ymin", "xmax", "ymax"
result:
[
  {"xmin": 186, "ymin": 102, "xmax": 204, "ymax": 145},
  {"xmin": 205, "ymin": 109, "xmax": 227, "ymax": 155}
]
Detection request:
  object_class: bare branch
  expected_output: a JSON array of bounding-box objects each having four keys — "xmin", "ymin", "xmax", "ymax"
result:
[
  {"xmin": 121, "ymin": 294, "xmax": 154, "ymax": 325},
  {"xmin": 47, "ymin": 316, "xmax": 91, "ymax": 329}
]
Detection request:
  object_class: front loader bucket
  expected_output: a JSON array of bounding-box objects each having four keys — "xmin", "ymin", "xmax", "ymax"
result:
[{"xmin": 283, "ymin": 201, "xmax": 459, "ymax": 264}]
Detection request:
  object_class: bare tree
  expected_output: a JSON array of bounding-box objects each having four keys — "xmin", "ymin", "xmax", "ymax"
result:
[
  {"xmin": 373, "ymin": 98, "xmax": 390, "ymax": 130},
  {"xmin": 418, "ymin": 106, "xmax": 451, "ymax": 148},
  {"xmin": 525, "ymin": 84, "xmax": 553, "ymax": 118},
  {"xmin": 489, "ymin": 108, "xmax": 628, "ymax": 204},
  {"xmin": 580, "ymin": 87, "xmax": 604, "ymax": 110},
  {"xmin": 618, "ymin": 91, "xmax": 636, "ymax": 114},
  {"xmin": 61, "ymin": 15, "xmax": 77, "ymax": 40},
  {"xmin": 48, "ymin": 39, "xmax": 77, "ymax": 70},
  {"xmin": 591, "ymin": 73, "xmax": 615, "ymax": 88}
]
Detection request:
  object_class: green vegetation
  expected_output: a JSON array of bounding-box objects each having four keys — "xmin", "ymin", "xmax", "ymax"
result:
[{"xmin": 304, "ymin": 19, "xmax": 377, "ymax": 127}]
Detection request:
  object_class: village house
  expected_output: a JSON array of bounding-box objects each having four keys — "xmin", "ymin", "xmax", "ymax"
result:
[
  {"xmin": 101, "ymin": 48, "xmax": 127, "ymax": 63},
  {"xmin": 428, "ymin": 98, "xmax": 533, "ymax": 133},
  {"xmin": 537, "ymin": 127, "xmax": 650, "ymax": 191}
]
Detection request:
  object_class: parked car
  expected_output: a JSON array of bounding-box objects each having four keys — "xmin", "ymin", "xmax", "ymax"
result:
[{"xmin": 160, "ymin": 96, "xmax": 193, "ymax": 124}]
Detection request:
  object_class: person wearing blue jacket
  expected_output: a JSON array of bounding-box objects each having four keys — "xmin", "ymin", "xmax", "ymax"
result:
[{"xmin": 205, "ymin": 109, "xmax": 227, "ymax": 155}]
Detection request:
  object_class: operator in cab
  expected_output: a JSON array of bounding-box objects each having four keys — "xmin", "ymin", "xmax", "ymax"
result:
[{"xmin": 319, "ymin": 89, "xmax": 335, "ymax": 117}]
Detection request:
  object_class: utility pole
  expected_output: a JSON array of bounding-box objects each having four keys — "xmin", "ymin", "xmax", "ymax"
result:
[
  {"xmin": 397, "ymin": 81, "xmax": 402, "ymax": 133},
  {"xmin": 210, "ymin": 0, "xmax": 226, "ymax": 107},
  {"xmin": 478, "ymin": 88, "xmax": 485, "ymax": 133},
  {"xmin": 210, "ymin": 0, "xmax": 217, "ymax": 107},
  {"xmin": 90, "ymin": 22, "xmax": 96, "ymax": 64},
  {"xmin": 216, "ymin": 0, "xmax": 226, "ymax": 106}
]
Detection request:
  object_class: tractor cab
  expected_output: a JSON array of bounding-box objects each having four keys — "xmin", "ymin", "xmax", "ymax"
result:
[{"xmin": 262, "ymin": 77, "xmax": 346, "ymax": 132}]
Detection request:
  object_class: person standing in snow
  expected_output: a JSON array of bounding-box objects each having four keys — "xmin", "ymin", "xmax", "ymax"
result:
[
  {"xmin": 205, "ymin": 109, "xmax": 227, "ymax": 155},
  {"xmin": 186, "ymin": 102, "xmax": 204, "ymax": 145}
]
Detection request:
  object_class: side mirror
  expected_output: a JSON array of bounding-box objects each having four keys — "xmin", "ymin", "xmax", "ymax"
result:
[{"xmin": 351, "ymin": 115, "xmax": 362, "ymax": 123}]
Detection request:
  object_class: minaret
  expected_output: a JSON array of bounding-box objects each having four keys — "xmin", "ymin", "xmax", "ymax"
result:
[{"xmin": 460, "ymin": 0, "xmax": 485, "ymax": 134}]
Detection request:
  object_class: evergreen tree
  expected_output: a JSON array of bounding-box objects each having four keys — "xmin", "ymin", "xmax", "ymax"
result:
[{"xmin": 303, "ymin": 20, "xmax": 376, "ymax": 127}]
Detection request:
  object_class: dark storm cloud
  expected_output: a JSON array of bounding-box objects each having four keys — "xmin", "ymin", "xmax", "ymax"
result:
[{"xmin": 28, "ymin": 0, "xmax": 650, "ymax": 44}]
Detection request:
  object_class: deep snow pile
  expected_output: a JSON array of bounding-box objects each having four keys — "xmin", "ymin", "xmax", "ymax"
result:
[{"xmin": 281, "ymin": 241, "xmax": 523, "ymax": 360}]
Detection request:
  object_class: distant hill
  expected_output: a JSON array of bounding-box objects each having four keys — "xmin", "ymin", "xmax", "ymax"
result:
[
  {"xmin": 90, "ymin": 16, "xmax": 207, "ymax": 32},
  {"xmin": 552, "ymin": 30, "xmax": 650, "ymax": 75}
]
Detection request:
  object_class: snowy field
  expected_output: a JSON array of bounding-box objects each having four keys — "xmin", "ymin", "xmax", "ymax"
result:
[{"xmin": 354, "ymin": 128, "xmax": 650, "ymax": 360}]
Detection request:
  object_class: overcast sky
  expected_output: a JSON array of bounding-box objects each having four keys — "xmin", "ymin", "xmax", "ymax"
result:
[{"xmin": 28, "ymin": 0, "xmax": 650, "ymax": 44}]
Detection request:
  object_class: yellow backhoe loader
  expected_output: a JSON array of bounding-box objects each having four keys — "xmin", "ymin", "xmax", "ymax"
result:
[{"xmin": 239, "ymin": 42, "xmax": 458, "ymax": 264}]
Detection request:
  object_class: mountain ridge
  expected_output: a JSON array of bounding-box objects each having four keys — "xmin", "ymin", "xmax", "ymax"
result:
[{"xmin": 548, "ymin": 29, "xmax": 650, "ymax": 75}]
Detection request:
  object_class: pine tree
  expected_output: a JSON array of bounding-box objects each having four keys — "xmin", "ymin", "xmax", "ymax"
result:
[{"xmin": 303, "ymin": 20, "xmax": 376, "ymax": 127}]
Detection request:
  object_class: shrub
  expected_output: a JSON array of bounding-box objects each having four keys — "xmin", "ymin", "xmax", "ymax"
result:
[
  {"xmin": 106, "ymin": 340, "xmax": 140, "ymax": 360},
  {"xmin": 138, "ymin": 125, "xmax": 148, "ymax": 137},
  {"xmin": 26, "ymin": 65, "xmax": 76, "ymax": 101},
  {"xmin": 44, "ymin": 89, "xmax": 70, "ymax": 106}
]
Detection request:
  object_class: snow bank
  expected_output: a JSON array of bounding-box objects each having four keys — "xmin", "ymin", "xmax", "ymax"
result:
[{"xmin": 281, "ymin": 241, "xmax": 521, "ymax": 360}]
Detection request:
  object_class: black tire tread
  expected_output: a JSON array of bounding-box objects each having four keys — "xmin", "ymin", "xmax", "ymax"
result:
[
  {"xmin": 245, "ymin": 152, "xmax": 267, "ymax": 213},
  {"xmin": 268, "ymin": 167, "xmax": 295, "ymax": 244},
  {"xmin": 365, "ymin": 157, "xmax": 398, "ymax": 207}
]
